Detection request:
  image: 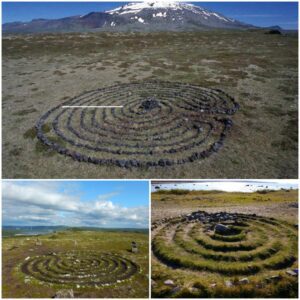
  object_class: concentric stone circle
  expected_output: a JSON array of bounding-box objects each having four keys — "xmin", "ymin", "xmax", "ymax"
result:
[
  {"xmin": 36, "ymin": 81, "xmax": 239, "ymax": 168},
  {"xmin": 152, "ymin": 211, "xmax": 297, "ymax": 284},
  {"xmin": 21, "ymin": 251, "xmax": 139, "ymax": 287}
]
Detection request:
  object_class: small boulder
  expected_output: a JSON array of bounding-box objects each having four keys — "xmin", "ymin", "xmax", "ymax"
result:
[
  {"xmin": 225, "ymin": 280, "xmax": 233, "ymax": 287},
  {"xmin": 215, "ymin": 224, "xmax": 231, "ymax": 234},
  {"xmin": 286, "ymin": 269, "xmax": 297, "ymax": 276},
  {"xmin": 140, "ymin": 98, "xmax": 160, "ymax": 111},
  {"xmin": 131, "ymin": 241, "xmax": 138, "ymax": 253},
  {"xmin": 24, "ymin": 277, "xmax": 31, "ymax": 284},
  {"xmin": 164, "ymin": 279, "xmax": 175, "ymax": 286},
  {"xmin": 54, "ymin": 289, "xmax": 74, "ymax": 298},
  {"xmin": 239, "ymin": 278, "xmax": 250, "ymax": 285}
]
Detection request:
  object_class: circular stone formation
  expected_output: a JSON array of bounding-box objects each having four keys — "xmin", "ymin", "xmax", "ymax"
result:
[
  {"xmin": 21, "ymin": 251, "xmax": 139, "ymax": 287},
  {"xmin": 152, "ymin": 211, "xmax": 298, "ymax": 295},
  {"xmin": 36, "ymin": 81, "xmax": 239, "ymax": 168}
]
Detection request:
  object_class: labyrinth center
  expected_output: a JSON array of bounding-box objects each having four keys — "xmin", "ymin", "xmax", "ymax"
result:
[
  {"xmin": 152, "ymin": 211, "xmax": 298, "ymax": 288},
  {"xmin": 36, "ymin": 81, "xmax": 239, "ymax": 167},
  {"xmin": 21, "ymin": 251, "xmax": 139, "ymax": 286}
]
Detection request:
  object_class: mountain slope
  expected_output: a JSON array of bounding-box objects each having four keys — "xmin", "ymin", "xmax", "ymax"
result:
[
  {"xmin": 3, "ymin": 1, "xmax": 253, "ymax": 34},
  {"xmin": 106, "ymin": 1, "xmax": 249, "ymax": 30},
  {"xmin": 3, "ymin": 13, "xmax": 114, "ymax": 34}
]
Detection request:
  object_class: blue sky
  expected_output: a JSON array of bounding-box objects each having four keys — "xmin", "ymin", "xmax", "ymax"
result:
[
  {"xmin": 2, "ymin": 181, "xmax": 149, "ymax": 228},
  {"xmin": 58, "ymin": 180, "xmax": 149, "ymax": 207},
  {"xmin": 2, "ymin": 1, "xmax": 298, "ymax": 29}
]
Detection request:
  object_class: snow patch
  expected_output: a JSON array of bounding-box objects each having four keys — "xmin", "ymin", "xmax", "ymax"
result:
[
  {"xmin": 138, "ymin": 17, "xmax": 145, "ymax": 23},
  {"xmin": 153, "ymin": 12, "xmax": 167, "ymax": 17},
  {"xmin": 107, "ymin": 1, "xmax": 184, "ymax": 15},
  {"xmin": 212, "ymin": 12, "xmax": 229, "ymax": 22}
]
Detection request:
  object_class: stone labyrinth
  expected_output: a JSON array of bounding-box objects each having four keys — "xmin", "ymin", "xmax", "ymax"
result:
[
  {"xmin": 21, "ymin": 251, "xmax": 139, "ymax": 287},
  {"xmin": 36, "ymin": 81, "xmax": 239, "ymax": 167},
  {"xmin": 152, "ymin": 211, "xmax": 298, "ymax": 292}
]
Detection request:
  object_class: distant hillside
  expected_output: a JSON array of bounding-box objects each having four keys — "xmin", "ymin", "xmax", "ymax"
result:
[{"xmin": 2, "ymin": 225, "xmax": 148, "ymax": 237}]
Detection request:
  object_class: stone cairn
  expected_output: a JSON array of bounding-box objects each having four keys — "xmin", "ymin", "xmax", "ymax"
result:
[
  {"xmin": 35, "ymin": 237, "xmax": 42, "ymax": 246},
  {"xmin": 131, "ymin": 241, "xmax": 138, "ymax": 253},
  {"xmin": 36, "ymin": 81, "xmax": 239, "ymax": 168}
]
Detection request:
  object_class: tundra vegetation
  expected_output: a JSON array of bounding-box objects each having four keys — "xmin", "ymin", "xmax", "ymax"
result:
[
  {"xmin": 2, "ymin": 229, "xmax": 149, "ymax": 298},
  {"xmin": 2, "ymin": 31, "xmax": 298, "ymax": 178}
]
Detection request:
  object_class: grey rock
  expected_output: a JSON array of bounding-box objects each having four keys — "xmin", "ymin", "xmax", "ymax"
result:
[
  {"xmin": 286, "ymin": 270, "xmax": 297, "ymax": 276},
  {"xmin": 225, "ymin": 280, "xmax": 233, "ymax": 287},
  {"xmin": 239, "ymin": 278, "xmax": 250, "ymax": 285},
  {"xmin": 215, "ymin": 223, "xmax": 231, "ymax": 234},
  {"xmin": 164, "ymin": 279, "xmax": 175, "ymax": 286},
  {"xmin": 24, "ymin": 277, "xmax": 31, "ymax": 284}
]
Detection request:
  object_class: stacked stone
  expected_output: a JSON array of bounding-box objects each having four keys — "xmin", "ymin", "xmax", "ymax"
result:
[{"xmin": 36, "ymin": 81, "xmax": 239, "ymax": 167}]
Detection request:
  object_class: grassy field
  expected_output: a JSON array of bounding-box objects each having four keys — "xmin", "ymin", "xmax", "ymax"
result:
[
  {"xmin": 2, "ymin": 30, "xmax": 298, "ymax": 178},
  {"xmin": 152, "ymin": 189, "xmax": 298, "ymax": 222},
  {"xmin": 2, "ymin": 229, "xmax": 149, "ymax": 298},
  {"xmin": 151, "ymin": 189, "xmax": 298, "ymax": 298}
]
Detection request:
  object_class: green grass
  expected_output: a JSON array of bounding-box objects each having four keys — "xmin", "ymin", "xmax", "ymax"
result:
[
  {"xmin": 3, "ymin": 229, "xmax": 149, "ymax": 298},
  {"xmin": 23, "ymin": 127, "xmax": 37, "ymax": 139},
  {"xmin": 152, "ymin": 189, "xmax": 298, "ymax": 207},
  {"xmin": 152, "ymin": 209, "xmax": 298, "ymax": 298}
]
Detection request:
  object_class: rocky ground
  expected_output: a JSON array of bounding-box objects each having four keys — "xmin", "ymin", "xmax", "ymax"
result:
[{"xmin": 2, "ymin": 31, "xmax": 298, "ymax": 178}]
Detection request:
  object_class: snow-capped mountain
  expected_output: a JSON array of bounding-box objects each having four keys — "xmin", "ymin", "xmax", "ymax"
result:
[
  {"xmin": 3, "ymin": 1, "xmax": 252, "ymax": 34},
  {"xmin": 105, "ymin": 1, "xmax": 249, "ymax": 30}
]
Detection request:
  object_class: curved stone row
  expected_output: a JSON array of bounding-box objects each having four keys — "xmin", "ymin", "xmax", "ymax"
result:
[
  {"xmin": 36, "ymin": 81, "xmax": 239, "ymax": 167},
  {"xmin": 21, "ymin": 251, "xmax": 139, "ymax": 287},
  {"xmin": 152, "ymin": 211, "xmax": 297, "ymax": 276}
]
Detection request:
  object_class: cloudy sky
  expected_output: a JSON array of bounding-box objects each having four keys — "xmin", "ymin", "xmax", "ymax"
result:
[
  {"xmin": 152, "ymin": 180, "xmax": 298, "ymax": 192},
  {"xmin": 2, "ymin": 181, "xmax": 149, "ymax": 228}
]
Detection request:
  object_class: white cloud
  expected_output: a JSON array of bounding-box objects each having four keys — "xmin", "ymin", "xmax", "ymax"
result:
[
  {"xmin": 2, "ymin": 182, "xmax": 80, "ymax": 211},
  {"xmin": 3, "ymin": 182, "xmax": 148, "ymax": 228}
]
